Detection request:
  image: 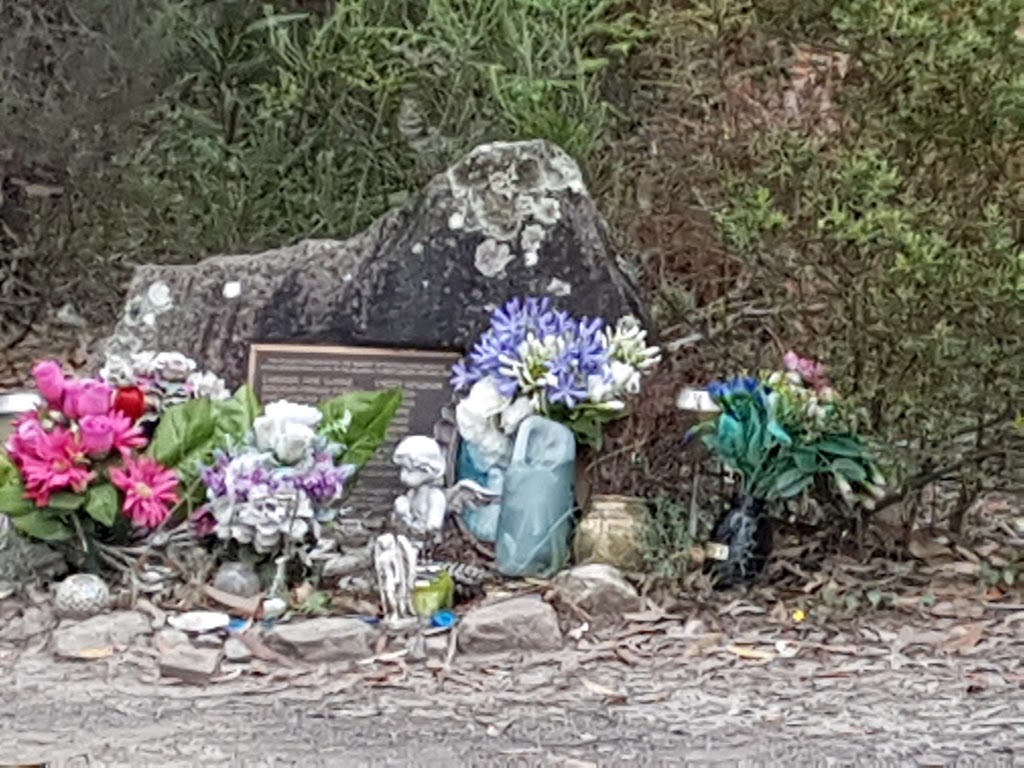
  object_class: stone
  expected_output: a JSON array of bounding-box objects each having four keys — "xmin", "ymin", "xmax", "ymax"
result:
[
  {"xmin": 212, "ymin": 561, "xmax": 261, "ymax": 597},
  {"xmin": 98, "ymin": 140, "xmax": 647, "ymax": 387},
  {"xmin": 167, "ymin": 610, "xmax": 231, "ymax": 634},
  {"xmin": 52, "ymin": 611, "xmax": 151, "ymax": 658},
  {"xmin": 159, "ymin": 645, "xmax": 223, "ymax": 684},
  {"xmin": 551, "ymin": 564, "xmax": 643, "ymax": 626},
  {"xmin": 458, "ymin": 595, "xmax": 562, "ymax": 654},
  {"xmin": 153, "ymin": 628, "xmax": 190, "ymax": 652},
  {"xmin": 0, "ymin": 603, "xmax": 56, "ymax": 645},
  {"xmin": 265, "ymin": 618, "xmax": 376, "ymax": 662},
  {"xmin": 53, "ymin": 574, "xmax": 110, "ymax": 618},
  {"xmin": 223, "ymin": 636, "xmax": 252, "ymax": 663}
]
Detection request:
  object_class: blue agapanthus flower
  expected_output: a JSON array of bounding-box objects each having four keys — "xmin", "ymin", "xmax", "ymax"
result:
[{"xmin": 451, "ymin": 296, "xmax": 609, "ymax": 404}]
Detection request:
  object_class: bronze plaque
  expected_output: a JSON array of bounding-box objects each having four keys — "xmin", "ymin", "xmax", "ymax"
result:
[{"xmin": 248, "ymin": 343, "xmax": 461, "ymax": 519}]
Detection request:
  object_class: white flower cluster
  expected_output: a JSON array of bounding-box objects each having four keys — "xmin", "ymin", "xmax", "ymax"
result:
[
  {"xmin": 209, "ymin": 492, "xmax": 319, "ymax": 555},
  {"xmin": 100, "ymin": 351, "xmax": 230, "ymax": 410},
  {"xmin": 253, "ymin": 400, "xmax": 323, "ymax": 465},
  {"xmin": 456, "ymin": 315, "xmax": 661, "ymax": 463}
]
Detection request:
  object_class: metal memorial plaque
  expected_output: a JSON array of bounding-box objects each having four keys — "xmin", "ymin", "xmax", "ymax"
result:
[{"xmin": 248, "ymin": 343, "xmax": 461, "ymax": 519}]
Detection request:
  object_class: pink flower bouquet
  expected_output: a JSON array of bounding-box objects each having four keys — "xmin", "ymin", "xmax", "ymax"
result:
[{"xmin": 0, "ymin": 360, "xmax": 181, "ymax": 542}]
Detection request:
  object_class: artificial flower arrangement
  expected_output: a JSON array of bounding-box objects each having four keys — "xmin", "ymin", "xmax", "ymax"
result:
[
  {"xmin": 451, "ymin": 296, "xmax": 661, "ymax": 458},
  {"xmin": 0, "ymin": 356, "xmax": 402, "ymax": 576},
  {"xmin": 688, "ymin": 351, "xmax": 886, "ymax": 587},
  {"xmin": 99, "ymin": 351, "xmax": 230, "ymax": 429},
  {"xmin": 191, "ymin": 391, "xmax": 402, "ymax": 565},
  {"xmin": 692, "ymin": 351, "xmax": 886, "ymax": 508},
  {"xmin": 0, "ymin": 360, "xmax": 177, "ymax": 545}
]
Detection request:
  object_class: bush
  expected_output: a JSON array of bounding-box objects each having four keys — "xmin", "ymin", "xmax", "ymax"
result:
[{"xmin": 710, "ymin": 0, "xmax": 1023, "ymax": 524}]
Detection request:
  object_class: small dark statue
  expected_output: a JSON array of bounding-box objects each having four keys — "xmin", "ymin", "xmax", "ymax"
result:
[{"xmin": 704, "ymin": 495, "xmax": 773, "ymax": 589}]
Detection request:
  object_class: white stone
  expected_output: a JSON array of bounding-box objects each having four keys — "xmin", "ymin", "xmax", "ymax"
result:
[
  {"xmin": 224, "ymin": 637, "xmax": 252, "ymax": 662},
  {"xmin": 222, "ymin": 281, "xmax": 242, "ymax": 299}
]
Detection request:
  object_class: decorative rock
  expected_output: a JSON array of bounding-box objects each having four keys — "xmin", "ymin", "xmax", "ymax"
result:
[
  {"xmin": 262, "ymin": 597, "xmax": 288, "ymax": 620},
  {"xmin": 158, "ymin": 644, "xmax": 223, "ymax": 684},
  {"xmin": 458, "ymin": 595, "xmax": 562, "ymax": 654},
  {"xmin": 52, "ymin": 611, "xmax": 151, "ymax": 658},
  {"xmin": 53, "ymin": 574, "xmax": 110, "ymax": 618},
  {"xmin": 212, "ymin": 561, "xmax": 262, "ymax": 598},
  {"xmin": 223, "ymin": 636, "xmax": 252, "ymax": 663},
  {"xmin": 167, "ymin": 611, "xmax": 231, "ymax": 634},
  {"xmin": 98, "ymin": 140, "xmax": 646, "ymax": 386},
  {"xmin": 266, "ymin": 618, "xmax": 376, "ymax": 662},
  {"xmin": 551, "ymin": 564, "xmax": 643, "ymax": 626}
]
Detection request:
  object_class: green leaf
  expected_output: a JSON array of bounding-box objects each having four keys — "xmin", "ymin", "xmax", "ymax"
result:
[
  {"xmin": 148, "ymin": 397, "xmax": 216, "ymax": 467},
  {"xmin": 0, "ymin": 451, "xmax": 18, "ymax": 486},
  {"xmin": 793, "ymin": 448, "xmax": 820, "ymax": 472},
  {"xmin": 767, "ymin": 420, "xmax": 793, "ymax": 446},
  {"xmin": 0, "ymin": 479, "xmax": 35, "ymax": 516},
  {"xmin": 770, "ymin": 467, "xmax": 815, "ymax": 499},
  {"xmin": 85, "ymin": 483, "xmax": 120, "ymax": 527},
  {"xmin": 12, "ymin": 510, "xmax": 72, "ymax": 542},
  {"xmin": 814, "ymin": 435, "xmax": 867, "ymax": 458},
  {"xmin": 48, "ymin": 492, "xmax": 85, "ymax": 511},
  {"xmin": 830, "ymin": 457, "xmax": 868, "ymax": 484},
  {"xmin": 319, "ymin": 389, "xmax": 403, "ymax": 468},
  {"xmin": 215, "ymin": 385, "xmax": 261, "ymax": 438}
]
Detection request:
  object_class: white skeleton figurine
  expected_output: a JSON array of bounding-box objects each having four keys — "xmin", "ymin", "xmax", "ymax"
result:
[{"xmin": 373, "ymin": 532, "xmax": 418, "ymax": 623}]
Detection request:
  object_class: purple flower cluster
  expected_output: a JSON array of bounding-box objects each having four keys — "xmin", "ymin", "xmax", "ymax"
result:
[
  {"xmin": 199, "ymin": 445, "xmax": 353, "ymax": 512},
  {"xmin": 452, "ymin": 297, "xmax": 612, "ymax": 408}
]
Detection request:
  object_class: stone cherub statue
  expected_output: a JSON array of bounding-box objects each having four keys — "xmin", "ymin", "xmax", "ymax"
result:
[
  {"xmin": 391, "ymin": 435, "xmax": 498, "ymax": 535},
  {"xmin": 373, "ymin": 436, "xmax": 499, "ymax": 624}
]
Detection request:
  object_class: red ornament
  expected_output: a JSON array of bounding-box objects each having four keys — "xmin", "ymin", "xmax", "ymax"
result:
[{"xmin": 113, "ymin": 386, "xmax": 148, "ymax": 421}]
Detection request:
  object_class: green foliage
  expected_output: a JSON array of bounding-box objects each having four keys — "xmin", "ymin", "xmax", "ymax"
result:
[
  {"xmin": 148, "ymin": 385, "xmax": 260, "ymax": 485},
  {"xmin": 710, "ymin": 0, "xmax": 1024, "ymax": 502},
  {"xmin": 641, "ymin": 496, "xmax": 695, "ymax": 583},
  {"xmin": 84, "ymin": 483, "xmax": 120, "ymax": 528},
  {"xmin": 318, "ymin": 389, "xmax": 404, "ymax": 468},
  {"xmin": 79, "ymin": 0, "xmax": 640, "ymax": 259}
]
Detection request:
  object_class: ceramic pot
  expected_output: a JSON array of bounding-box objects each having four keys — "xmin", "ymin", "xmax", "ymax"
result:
[{"xmin": 573, "ymin": 495, "xmax": 648, "ymax": 572}]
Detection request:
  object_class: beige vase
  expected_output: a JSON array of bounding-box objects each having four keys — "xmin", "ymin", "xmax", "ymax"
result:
[{"xmin": 573, "ymin": 495, "xmax": 649, "ymax": 572}]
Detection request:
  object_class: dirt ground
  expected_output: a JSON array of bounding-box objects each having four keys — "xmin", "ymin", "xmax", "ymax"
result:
[{"xmin": 2, "ymin": 605, "xmax": 1021, "ymax": 768}]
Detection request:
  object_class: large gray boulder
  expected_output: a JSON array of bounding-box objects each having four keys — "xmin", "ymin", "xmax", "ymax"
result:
[{"xmin": 99, "ymin": 140, "xmax": 646, "ymax": 386}]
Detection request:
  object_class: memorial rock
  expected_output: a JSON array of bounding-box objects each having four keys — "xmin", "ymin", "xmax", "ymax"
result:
[{"xmin": 99, "ymin": 140, "xmax": 646, "ymax": 386}]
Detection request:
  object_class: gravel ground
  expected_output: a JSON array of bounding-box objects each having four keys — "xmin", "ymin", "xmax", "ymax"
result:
[{"xmin": 2, "ymin": 613, "xmax": 1022, "ymax": 768}]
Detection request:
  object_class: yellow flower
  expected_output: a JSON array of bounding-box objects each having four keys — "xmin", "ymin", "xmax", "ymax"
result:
[{"xmin": 792, "ymin": 609, "xmax": 807, "ymax": 623}]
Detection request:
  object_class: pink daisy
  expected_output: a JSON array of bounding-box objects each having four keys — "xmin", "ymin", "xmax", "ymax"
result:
[
  {"xmin": 8, "ymin": 420, "xmax": 94, "ymax": 507},
  {"xmin": 110, "ymin": 457, "xmax": 179, "ymax": 528}
]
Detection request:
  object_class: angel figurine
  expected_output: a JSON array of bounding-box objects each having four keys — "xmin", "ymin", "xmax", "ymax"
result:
[
  {"xmin": 373, "ymin": 532, "xmax": 417, "ymax": 622},
  {"xmin": 392, "ymin": 436, "xmax": 499, "ymax": 535}
]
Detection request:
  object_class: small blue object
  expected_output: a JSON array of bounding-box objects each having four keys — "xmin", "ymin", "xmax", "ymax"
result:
[
  {"xmin": 227, "ymin": 617, "xmax": 249, "ymax": 633},
  {"xmin": 431, "ymin": 610, "xmax": 458, "ymax": 629}
]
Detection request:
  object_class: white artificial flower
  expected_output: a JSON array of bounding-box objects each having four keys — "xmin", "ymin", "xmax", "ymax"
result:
[
  {"xmin": 587, "ymin": 374, "xmax": 613, "ymax": 403},
  {"xmin": 187, "ymin": 371, "xmax": 230, "ymax": 400},
  {"xmin": 262, "ymin": 400, "xmax": 323, "ymax": 428},
  {"xmin": 500, "ymin": 397, "xmax": 536, "ymax": 436},
  {"xmin": 609, "ymin": 360, "xmax": 642, "ymax": 396},
  {"xmin": 130, "ymin": 351, "xmax": 159, "ymax": 375},
  {"xmin": 153, "ymin": 352, "xmax": 198, "ymax": 382},
  {"xmin": 99, "ymin": 355, "xmax": 136, "ymax": 386}
]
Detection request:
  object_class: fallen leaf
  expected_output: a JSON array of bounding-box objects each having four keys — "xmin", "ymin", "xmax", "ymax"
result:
[
  {"xmin": 941, "ymin": 622, "xmax": 985, "ymax": 654},
  {"xmin": 203, "ymin": 585, "xmax": 262, "ymax": 617},
  {"xmin": 580, "ymin": 677, "xmax": 628, "ymax": 703},
  {"xmin": 726, "ymin": 644, "xmax": 776, "ymax": 661},
  {"xmin": 568, "ymin": 622, "xmax": 589, "ymax": 641}
]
